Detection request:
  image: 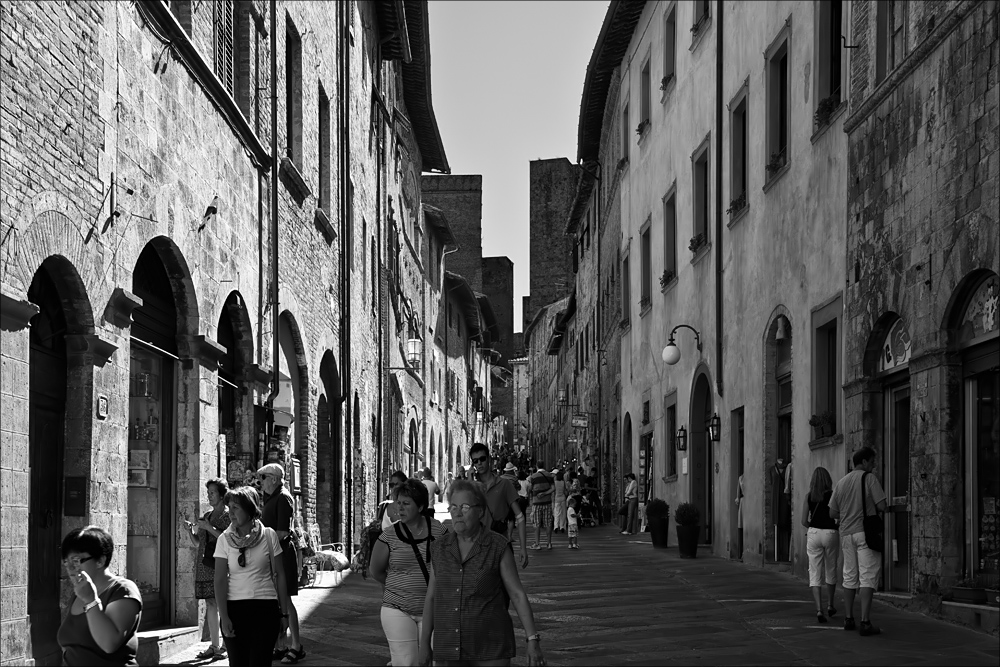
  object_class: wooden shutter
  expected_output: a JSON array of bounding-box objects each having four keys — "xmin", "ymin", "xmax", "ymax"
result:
[{"xmin": 214, "ymin": 0, "xmax": 235, "ymax": 95}]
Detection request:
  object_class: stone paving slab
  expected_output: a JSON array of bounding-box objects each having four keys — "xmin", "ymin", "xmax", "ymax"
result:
[{"xmin": 163, "ymin": 524, "xmax": 999, "ymax": 665}]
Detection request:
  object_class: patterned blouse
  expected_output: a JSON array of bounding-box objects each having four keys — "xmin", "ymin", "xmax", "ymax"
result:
[{"xmin": 429, "ymin": 529, "xmax": 515, "ymax": 662}]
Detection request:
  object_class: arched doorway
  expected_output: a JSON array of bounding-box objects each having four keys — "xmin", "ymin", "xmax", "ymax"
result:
[
  {"xmin": 763, "ymin": 312, "xmax": 792, "ymax": 562},
  {"xmin": 690, "ymin": 372, "xmax": 714, "ymax": 545},
  {"xmin": 27, "ymin": 261, "xmax": 69, "ymax": 665},
  {"xmin": 130, "ymin": 243, "xmax": 182, "ymax": 628},
  {"xmin": 408, "ymin": 419, "xmax": 419, "ymax": 477},
  {"xmin": 317, "ymin": 351, "xmax": 342, "ymax": 543},
  {"xmin": 217, "ymin": 292, "xmax": 253, "ymax": 477},
  {"xmin": 622, "ymin": 413, "xmax": 633, "ymax": 510}
]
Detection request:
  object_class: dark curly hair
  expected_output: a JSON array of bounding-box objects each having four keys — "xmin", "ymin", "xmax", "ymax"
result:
[{"xmin": 396, "ymin": 478, "xmax": 430, "ymax": 512}]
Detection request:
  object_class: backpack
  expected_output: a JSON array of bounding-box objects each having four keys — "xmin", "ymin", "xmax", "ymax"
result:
[{"xmin": 352, "ymin": 501, "xmax": 390, "ymax": 579}]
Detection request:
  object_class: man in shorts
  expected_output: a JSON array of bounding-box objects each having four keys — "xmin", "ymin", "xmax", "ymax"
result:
[
  {"xmin": 528, "ymin": 462, "xmax": 555, "ymax": 550},
  {"xmin": 828, "ymin": 447, "xmax": 887, "ymax": 636},
  {"xmin": 259, "ymin": 463, "xmax": 306, "ymax": 662}
]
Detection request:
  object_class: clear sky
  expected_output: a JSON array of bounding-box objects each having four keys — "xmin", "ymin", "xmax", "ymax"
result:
[{"xmin": 427, "ymin": 1, "xmax": 610, "ymax": 333}]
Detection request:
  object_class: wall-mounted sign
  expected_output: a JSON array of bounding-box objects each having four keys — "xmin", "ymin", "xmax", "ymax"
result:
[
  {"xmin": 571, "ymin": 414, "xmax": 589, "ymax": 429},
  {"xmin": 96, "ymin": 394, "xmax": 109, "ymax": 420}
]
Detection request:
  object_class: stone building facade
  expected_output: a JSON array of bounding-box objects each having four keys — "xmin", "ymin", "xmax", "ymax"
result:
[
  {"xmin": 0, "ymin": 0, "xmax": 451, "ymax": 663},
  {"xmin": 843, "ymin": 0, "xmax": 999, "ymax": 608}
]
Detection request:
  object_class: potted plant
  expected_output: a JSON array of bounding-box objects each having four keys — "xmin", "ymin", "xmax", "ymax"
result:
[
  {"xmin": 765, "ymin": 151, "xmax": 787, "ymax": 176},
  {"xmin": 635, "ymin": 119, "xmax": 650, "ymax": 136},
  {"xmin": 659, "ymin": 268, "xmax": 676, "ymax": 288},
  {"xmin": 951, "ymin": 576, "xmax": 987, "ymax": 604},
  {"xmin": 726, "ymin": 191, "xmax": 747, "ymax": 217},
  {"xmin": 645, "ymin": 499, "xmax": 670, "ymax": 549},
  {"xmin": 808, "ymin": 411, "xmax": 836, "ymax": 439},
  {"xmin": 814, "ymin": 93, "xmax": 841, "ymax": 127},
  {"xmin": 660, "ymin": 74, "xmax": 674, "ymax": 91},
  {"xmin": 674, "ymin": 502, "xmax": 700, "ymax": 558},
  {"xmin": 688, "ymin": 233, "xmax": 706, "ymax": 253},
  {"xmin": 616, "ymin": 156, "xmax": 629, "ymax": 171}
]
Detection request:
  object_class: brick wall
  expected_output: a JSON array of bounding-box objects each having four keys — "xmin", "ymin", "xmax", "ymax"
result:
[{"xmin": 422, "ymin": 175, "xmax": 484, "ymax": 293}]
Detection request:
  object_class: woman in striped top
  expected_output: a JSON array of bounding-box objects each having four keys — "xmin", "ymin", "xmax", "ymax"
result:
[{"xmin": 370, "ymin": 479, "xmax": 448, "ymax": 666}]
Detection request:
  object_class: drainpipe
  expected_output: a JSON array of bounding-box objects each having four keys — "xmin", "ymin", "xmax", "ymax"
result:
[
  {"xmin": 714, "ymin": 0, "xmax": 724, "ymax": 398},
  {"xmin": 339, "ymin": 1, "xmax": 354, "ymax": 553},
  {"xmin": 266, "ymin": 0, "xmax": 280, "ymax": 432}
]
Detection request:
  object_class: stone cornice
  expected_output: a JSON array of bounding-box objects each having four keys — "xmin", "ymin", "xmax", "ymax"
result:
[{"xmin": 844, "ymin": 0, "xmax": 979, "ymax": 134}]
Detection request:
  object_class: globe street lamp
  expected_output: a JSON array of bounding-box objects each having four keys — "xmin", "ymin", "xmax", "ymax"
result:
[{"xmin": 661, "ymin": 324, "xmax": 703, "ymax": 365}]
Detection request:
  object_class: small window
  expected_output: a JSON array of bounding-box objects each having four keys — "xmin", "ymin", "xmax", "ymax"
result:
[
  {"xmin": 730, "ymin": 97, "xmax": 748, "ymax": 213},
  {"xmin": 371, "ymin": 238, "xmax": 377, "ymax": 314},
  {"xmin": 816, "ymin": 1, "xmax": 843, "ymax": 113},
  {"xmin": 815, "ymin": 320, "xmax": 840, "ymax": 429},
  {"xmin": 666, "ymin": 402, "xmax": 677, "ymax": 477},
  {"xmin": 622, "ymin": 103, "xmax": 630, "ymax": 161},
  {"xmin": 213, "ymin": 0, "xmax": 236, "ymax": 95},
  {"xmin": 766, "ymin": 40, "xmax": 789, "ymax": 176},
  {"xmin": 621, "ymin": 253, "xmax": 631, "ymax": 327},
  {"xmin": 640, "ymin": 223, "xmax": 652, "ymax": 309},
  {"xmin": 169, "ymin": 0, "xmax": 192, "ymax": 33},
  {"xmin": 318, "ymin": 84, "xmax": 331, "ymax": 213},
  {"xmin": 285, "ymin": 15, "xmax": 303, "ymax": 167},
  {"xmin": 663, "ymin": 6, "xmax": 677, "ymax": 88},
  {"xmin": 694, "ymin": 0, "xmax": 710, "ymax": 27},
  {"xmin": 640, "ymin": 58, "xmax": 651, "ymax": 128},
  {"xmin": 693, "ymin": 147, "xmax": 709, "ymax": 243},
  {"xmin": 663, "ymin": 190, "xmax": 676, "ymax": 279}
]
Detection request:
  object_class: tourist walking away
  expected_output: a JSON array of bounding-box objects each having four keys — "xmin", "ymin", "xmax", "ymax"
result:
[
  {"xmin": 258, "ymin": 463, "xmax": 306, "ymax": 663},
  {"xmin": 184, "ymin": 478, "xmax": 230, "ymax": 660},
  {"xmin": 369, "ymin": 479, "xmax": 448, "ymax": 666},
  {"xmin": 552, "ymin": 470, "xmax": 568, "ymax": 533},
  {"xmin": 418, "ymin": 480, "xmax": 546, "ymax": 667},
  {"xmin": 529, "ymin": 462, "xmax": 555, "ymax": 550},
  {"xmin": 58, "ymin": 526, "xmax": 143, "ymax": 666},
  {"xmin": 214, "ymin": 485, "xmax": 293, "ymax": 666},
  {"xmin": 828, "ymin": 447, "xmax": 887, "ymax": 636},
  {"xmin": 801, "ymin": 467, "xmax": 839, "ymax": 623},
  {"xmin": 470, "ymin": 442, "xmax": 530, "ymax": 568},
  {"xmin": 420, "ymin": 468, "xmax": 441, "ymax": 503},
  {"xmin": 501, "ymin": 462, "xmax": 519, "ymax": 487},
  {"xmin": 566, "ymin": 498, "xmax": 580, "ymax": 549},
  {"xmin": 622, "ymin": 473, "xmax": 639, "ymax": 535}
]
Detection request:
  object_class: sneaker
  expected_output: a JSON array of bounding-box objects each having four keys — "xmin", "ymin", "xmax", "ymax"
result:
[
  {"xmin": 816, "ymin": 612, "xmax": 827, "ymax": 623},
  {"xmin": 843, "ymin": 617, "xmax": 856, "ymax": 631},
  {"xmin": 858, "ymin": 621, "xmax": 881, "ymax": 636}
]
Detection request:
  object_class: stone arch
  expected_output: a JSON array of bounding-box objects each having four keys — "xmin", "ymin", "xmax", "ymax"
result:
[
  {"xmin": 942, "ymin": 269, "xmax": 999, "ymax": 346},
  {"xmin": 317, "ymin": 350, "xmax": 342, "ymax": 542},
  {"xmin": 25, "ymin": 256, "xmax": 96, "ymax": 664},
  {"xmin": 14, "ymin": 208, "xmax": 96, "ymax": 297},
  {"xmin": 217, "ymin": 291, "xmax": 255, "ymax": 467}
]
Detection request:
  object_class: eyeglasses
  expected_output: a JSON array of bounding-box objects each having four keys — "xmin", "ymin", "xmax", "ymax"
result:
[
  {"xmin": 63, "ymin": 555, "xmax": 93, "ymax": 568},
  {"xmin": 471, "ymin": 455, "xmax": 489, "ymax": 464},
  {"xmin": 448, "ymin": 503, "xmax": 480, "ymax": 514},
  {"xmin": 238, "ymin": 547, "xmax": 248, "ymax": 567}
]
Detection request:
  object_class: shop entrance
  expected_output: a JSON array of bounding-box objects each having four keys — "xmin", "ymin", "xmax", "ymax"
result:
[
  {"xmin": 27, "ymin": 266, "xmax": 67, "ymax": 666},
  {"xmin": 885, "ymin": 385, "xmax": 912, "ymax": 592},
  {"xmin": 690, "ymin": 373, "xmax": 713, "ymax": 544}
]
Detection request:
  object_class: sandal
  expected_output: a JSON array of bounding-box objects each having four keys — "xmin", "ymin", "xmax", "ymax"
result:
[
  {"xmin": 272, "ymin": 648, "xmax": 286, "ymax": 661},
  {"xmin": 281, "ymin": 647, "xmax": 307, "ymax": 664},
  {"xmin": 827, "ymin": 606, "xmax": 837, "ymax": 618},
  {"xmin": 196, "ymin": 646, "xmax": 218, "ymax": 660}
]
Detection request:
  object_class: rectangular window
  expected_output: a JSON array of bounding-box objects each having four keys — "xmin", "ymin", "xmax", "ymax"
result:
[
  {"xmin": 666, "ymin": 402, "xmax": 677, "ymax": 478},
  {"xmin": 318, "ymin": 84, "xmax": 331, "ymax": 213},
  {"xmin": 640, "ymin": 223, "xmax": 651, "ymax": 309},
  {"xmin": 694, "ymin": 0, "xmax": 709, "ymax": 26},
  {"xmin": 766, "ymin": 40, "xmax": 789, "ymax": 172},
  {"xmin": 640, "ymin": 58, "xmax": 651, "ymax": 127},
  {"xmin": 693, "ymin": 148, "xmax": 709, "ymax": 241},
  {"xmin": 875, "ymin": 1, "xmax": 888, "ymax": 84},
  {"xmin": 890, "ymin": 1, "xmax": 908, "ymax": 70},
  {"xmin": 621, "ymin": 103, "xmax": 630, "ymax": 161},
  {"xmin": 285, "ymin": 16, "xmax": 303, "ymax": 167},
  {"xmin": 663, "ymin": 191, "xmax": 676, "ymax": 278},
  {"xmin": 731, "ymin": 97, "xmax": 747, "ymax": 208},
  {"xmin": 621, "ymin": 254, "xmax": 631, "ymax": 327},
  {"xmin": 812, "ymin": 297, "xmax": 843, "ymax": 435},
  {"xmin": 213, "ymin": 0, "xmax": 235, "ymax": 95},
  {"xmin": 817, "ymin": 1, "xmax": 843, "ymax": 109},
  {"xmin": 347, "ymin": 180, "xmax": 355, "ymax": 268},
  {"xmin": 663, "ymin": 6, "xmax": 676, "ymax": 86}
]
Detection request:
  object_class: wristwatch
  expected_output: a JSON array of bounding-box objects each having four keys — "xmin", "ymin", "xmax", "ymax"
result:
[
  {"xmin": 526, "ymin": 633, "xmax": 541, "ymax": 642},
  {"xmin": 83, "ymin": 599, "xmax": 102, "ymax": 613}
]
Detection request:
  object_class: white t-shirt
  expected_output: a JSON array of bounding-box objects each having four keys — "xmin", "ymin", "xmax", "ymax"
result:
[
  {"xmin": 567, "ymin": 506, "xmax": 578, "ymax": 527},
  {"xmin": 214, "ymin": 525, "xmax": 283, "ymax": 600}
]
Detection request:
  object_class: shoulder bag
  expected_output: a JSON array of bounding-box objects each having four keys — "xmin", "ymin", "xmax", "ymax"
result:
[
  {"xmin": 395, "ymin": 516, "xmax": 433, "ymax": 583},
  {"xmin": 860, "ymin": 472, "xmax": 884, "ymax": 552},
  {"xmin": 202, "ymin": 512, "xmax": 217, "ymax": 568}
]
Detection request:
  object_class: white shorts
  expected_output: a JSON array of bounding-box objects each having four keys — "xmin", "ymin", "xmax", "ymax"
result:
[
  {"xmin": 806, "ymin": 527, "xmax": 839, "ymax": 587},
  {"xmin": 841, "ymin": 531, "xmax": 881, "ymax": 590}
]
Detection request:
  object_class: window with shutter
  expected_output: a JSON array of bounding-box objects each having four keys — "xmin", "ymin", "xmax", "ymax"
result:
[{"xmin": 214, "ymin": 0, "xmax": 235, "ymax": 96}]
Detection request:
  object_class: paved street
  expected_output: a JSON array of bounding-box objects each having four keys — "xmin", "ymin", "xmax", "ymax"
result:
[{"xmin": 164, "ymin": 522, "xmax": 998, "ymax": 666}]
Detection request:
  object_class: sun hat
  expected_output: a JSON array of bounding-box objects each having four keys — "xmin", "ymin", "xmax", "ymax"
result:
[{"xmin": 503, "ymin": 462, "xmax": 517, "ymax": 473}]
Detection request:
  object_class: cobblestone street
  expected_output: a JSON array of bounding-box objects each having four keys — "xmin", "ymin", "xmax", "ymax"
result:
[{"xmin": 164, "ymin": 523, "xmax": 998, "ymax": 666}]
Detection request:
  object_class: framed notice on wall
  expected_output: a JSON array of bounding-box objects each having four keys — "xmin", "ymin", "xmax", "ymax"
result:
[{"xmin": 291, "ymin": 456, "xmax": 302, "ymax": 494}]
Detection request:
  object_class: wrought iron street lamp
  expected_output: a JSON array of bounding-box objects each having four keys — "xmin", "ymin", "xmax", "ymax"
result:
[
  {"xmin": 661, "ymin": 324, "xmax": 703, "ymax": 365},
  {"xmin": 675, "ymin": 425, "xmax": 688, "ymax": 451},
  {"xmin": 707, "ymin": 413, "xmax": 721, "ymax": 442}
]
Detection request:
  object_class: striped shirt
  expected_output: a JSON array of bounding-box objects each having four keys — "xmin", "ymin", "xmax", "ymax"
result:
[
  {"xmin": 429, "ymin": 529, "xmax": 516, "ymax": 662},
  {"xmin": 378, "ymin": 518, "xmax": 448, "ymax": 616}
]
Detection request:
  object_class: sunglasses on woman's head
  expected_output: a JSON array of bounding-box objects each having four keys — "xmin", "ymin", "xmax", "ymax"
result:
[{"xmin": 238, "ymin": 547, "xmax": 248, "ymax": 567}]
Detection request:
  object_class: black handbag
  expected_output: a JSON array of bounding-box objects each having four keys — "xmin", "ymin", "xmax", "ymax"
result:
[
  {"xmin": 618, "ymin": 504, "xmax": 629, "ymax": 516},
  {"xmin": 202, "ymin": 534, "xmax": 217, "ymax": 568},
  {"xmin": 860, "ymin": 472, "xmax": 883, "ymax": 552}
]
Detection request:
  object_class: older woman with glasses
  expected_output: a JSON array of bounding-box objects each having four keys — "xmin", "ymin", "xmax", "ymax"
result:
[
  {"xmin": 57, "ymin": 526, "xmax": 143, "ymax": 665},
  {"xmin": 214, "ymin": 485, "xmax": 293, "ymax": 666},
  {"xmin": 418, "ymin": 480, "xmax": 546, "ymax": 667}
]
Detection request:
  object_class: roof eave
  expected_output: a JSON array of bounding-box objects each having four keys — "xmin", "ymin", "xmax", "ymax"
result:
[{"xmin": 401, "ymin": 1, "xmax": 450, "ymax": 173}]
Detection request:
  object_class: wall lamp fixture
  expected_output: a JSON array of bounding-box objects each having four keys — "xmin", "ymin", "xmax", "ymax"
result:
[
  {"xmin": 661, "ymin": 324, "xmax": 703, "ymax": 365},
  {"xmin": 707, "ymin": 413, "xmax": 721, "ymax": 442},
  {"xmin": 675, "ymin": 425, "xmax": 687, "ymax": 451},
  {"xmin": 387, "ymin": 338, "xmax": 421, "ymax": 370}
]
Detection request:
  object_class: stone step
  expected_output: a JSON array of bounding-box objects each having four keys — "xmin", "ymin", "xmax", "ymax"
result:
[{"xmin": 136, "ymin": 625, "xmax": 200, "ymax": 665}]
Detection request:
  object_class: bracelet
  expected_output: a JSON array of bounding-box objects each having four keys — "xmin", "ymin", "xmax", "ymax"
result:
[
  {"xmin": 83, "ymin": 599, "xmax": 103, "ymax": 613},
  {"xmin": 526, "ymin": 633, "xmax": 541, "ymax": 642}
]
